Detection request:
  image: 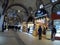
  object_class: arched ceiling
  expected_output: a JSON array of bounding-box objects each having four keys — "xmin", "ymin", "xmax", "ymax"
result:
[
  {"xmin": 7, "ymin": 6, "xmax": 28, "ymax": 20},
  {"xmin": 0, "ymin": 0, "xmax": 60, "ymax": 25},
  {"xmin": 7, "ymin": 0, "xmax": 60, "ymax": 11},
  {"xmin": 0, "ymin": 0, "xmax": 59, "ymax": 15}
]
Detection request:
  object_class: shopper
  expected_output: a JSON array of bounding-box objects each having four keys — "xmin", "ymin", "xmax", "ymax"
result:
[
  {"xmin": 2, "ymin": 23, "xmax": 4, "ymax": 32},
  {"xmin": 28, "ymin": 27, "xmax": 30, "ymax": 33},
  {"xmin": 38, "ymin": 26, "xmax": 42, "ymax": 40},
  {"xmin": 51, "ymin": 26, "xmax": 56, "ymax": 41}
]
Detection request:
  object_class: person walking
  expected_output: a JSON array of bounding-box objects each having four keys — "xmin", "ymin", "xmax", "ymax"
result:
[
  {"xmin": 38, "ymin": 26, "xmax": 42, "ymax": 40},
  {"xmin": 51, "ymin": 26, "xmax": 56, "ymax": 41},
  {"xmin": 28, "ymin": 27, "xmax": 30, "ymax": 33}
]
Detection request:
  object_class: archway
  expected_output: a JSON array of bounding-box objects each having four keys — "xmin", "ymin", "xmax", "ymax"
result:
[
  {"xmin": 5, "ymin": 4, "xmax": 29, "ymax": 23},
  {"xmin": 3, "ymin": 4, "xmax": 29, "ymax": 31},
  {"xmin": 6, "ymin": 4, "xmax": 28, "ymax": 16}
]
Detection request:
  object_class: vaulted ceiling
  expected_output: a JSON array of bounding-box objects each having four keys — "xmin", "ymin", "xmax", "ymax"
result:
[{"xmin": 0, "ymin": 0, "xmax": 60, "ymax": 25}]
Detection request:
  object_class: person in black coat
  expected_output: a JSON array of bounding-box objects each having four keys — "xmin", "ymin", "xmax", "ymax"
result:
[
  {"xmin": 38, "ymin": 26, "xmax": 42, "ymax": 40},
  {"xmin": 28, "ymin": 27, "xmax": 30, "ymax": 33},
  {"xmin": 51, "ymin": 26, "xmax": 56, "ymax": 41}
]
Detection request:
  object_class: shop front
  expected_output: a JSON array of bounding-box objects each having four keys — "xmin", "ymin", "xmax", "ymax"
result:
[
  {"xmin": 54, "ymin": 20, "xmax": 60, "ymax": 37},
  {"xmin": 51, "ymin": 13, "xmax": 60, "ymax": 39},
  {"xmin": 51, "ymin": 3, "xmax": 60, "ymax": 40},
  {"xmin": 33, "ymin": 8, "xmax": 49, "ymax": 37},
  {"xmin": 27, "ymin": 22, "xmax": 34, "ymax": 34}
]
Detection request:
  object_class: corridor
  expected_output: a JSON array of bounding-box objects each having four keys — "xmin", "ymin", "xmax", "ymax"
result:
[{"xmin": 0, "ymin": 30, "xmax": 60, "ymax": 45}]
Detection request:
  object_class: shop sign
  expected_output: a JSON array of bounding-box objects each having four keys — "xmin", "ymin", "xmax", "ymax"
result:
[{"xmin": 35, "ymin": 9, "xmax": 47, "ymax": 18}]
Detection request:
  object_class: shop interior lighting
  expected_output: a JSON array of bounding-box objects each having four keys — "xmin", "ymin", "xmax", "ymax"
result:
[
  {"xmin": 18, "ymin": 10, "xmax": 20, "ymax": 12},
  {"xmin": 38, "ymin": 10, "xmax": 41, "ymax": 13},
  {"xmin": 51, "ymin": 0, "xmax": 57, "ymax": 3},
  {"xmin": 57, "ymin": 11, "xmax": 60, "ymax": 15}
]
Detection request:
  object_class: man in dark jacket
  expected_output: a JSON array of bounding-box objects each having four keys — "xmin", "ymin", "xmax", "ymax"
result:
[
  {"xmin": 28, "ymin": 27, "xmax": 30, "ymax": 33},
  {"xmin": 38, "ymin": 26, "xmax": 42, "ymax": 40},
  {"xmin": 51, "ymin": 26, "xmax": 56, "ymax": 41}
]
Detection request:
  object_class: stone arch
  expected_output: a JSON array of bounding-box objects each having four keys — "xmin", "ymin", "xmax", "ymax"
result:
[
  {"xmin": 52, "ymin": 3, "xmax": 60, "ymax": 13},
  {"xmin": 6, "ymin": 4, "xmax": 28, "ymax": 16}
]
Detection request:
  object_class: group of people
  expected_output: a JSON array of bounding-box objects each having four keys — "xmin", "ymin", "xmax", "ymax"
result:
[
  {"xmin": 38, "ymin": 25, "xmax": 56, "ymax": 41},
  {"xmin": 2, "ymin": 23, "xmax": 21, "ymax": 32}
]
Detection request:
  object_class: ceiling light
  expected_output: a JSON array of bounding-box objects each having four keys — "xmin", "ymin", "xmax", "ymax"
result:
[
  {"xmin": 18, "ymin": 10, "xmax": 20, "ymax": 12},
  {"xmin": 51, "ymin": 0, "xmax": 58, "ymax": 3},
  {"xmin": 39, "ymin": 4, "xmax": 43, "ymax": 9}
]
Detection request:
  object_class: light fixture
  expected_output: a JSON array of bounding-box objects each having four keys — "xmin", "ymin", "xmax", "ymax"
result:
[
  {"xmin": 39, "ymin": 4, "xmax": 43, "ymax": 9},
  {"xmin": 51, "ymin": 0, "xmax": 58, "ymax": 3},
  {"xmin": 38, "ymin": 10, "xmax": 41, "ymax": 13},
  {"xmin": 18, "ymin": 10, "xmax": 20, "ymax": 12}
]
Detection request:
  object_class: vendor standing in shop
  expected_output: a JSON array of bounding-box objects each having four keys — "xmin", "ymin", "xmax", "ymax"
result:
[{"xmin": 38, "ymin": 25, "xmax": 42, "ymax": 40}]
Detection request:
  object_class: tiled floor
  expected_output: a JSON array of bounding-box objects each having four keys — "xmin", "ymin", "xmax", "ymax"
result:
[{"xmin": 0, "ymin": 30, "xmax": 25, "ymax": 45}]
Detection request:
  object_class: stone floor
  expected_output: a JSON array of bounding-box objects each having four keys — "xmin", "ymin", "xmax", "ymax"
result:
[
  {"xmin": 0, "ymin": 30, "xmax": 25, "ymax": 45},
  {"xmin": 17, "ymin": 31, "xmax": 60, "ymax": 45},
  {"xmin": 0, "ymin": 30, "xmax": 60, "ymax": 45}
]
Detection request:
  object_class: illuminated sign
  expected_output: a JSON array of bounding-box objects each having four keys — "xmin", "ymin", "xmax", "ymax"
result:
[{"xmin": 35, "ymin": 9, "xmax": 47, "ymax": 18}]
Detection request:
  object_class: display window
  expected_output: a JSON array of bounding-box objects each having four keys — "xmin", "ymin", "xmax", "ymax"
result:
[
  {"xmin": 54, "ymin": 20, "xmax": 60, "ymax": 37},
  {"xmin": 28, "ymin": 23, "xmax": 34, "ymax": 34}
]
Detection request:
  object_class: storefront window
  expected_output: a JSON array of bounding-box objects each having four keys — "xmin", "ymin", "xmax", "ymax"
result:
[
  {"xmin": 28, "ymin": 23, "xmax": 34, "ymax": 34},
  {"xmin": 54, "ymin": 20, "xmax": 60, "ymax": 37}
]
